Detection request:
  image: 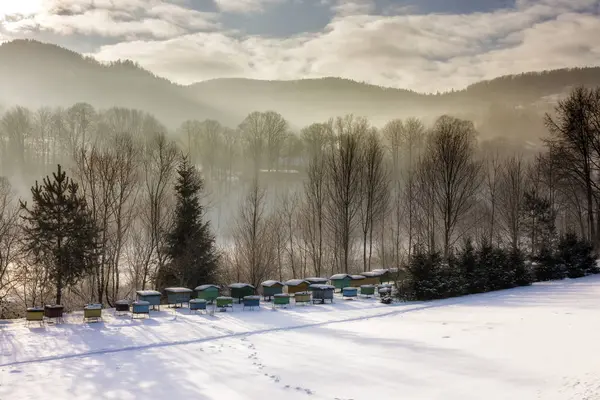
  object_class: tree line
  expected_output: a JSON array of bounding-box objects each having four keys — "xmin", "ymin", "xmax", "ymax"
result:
[{"xmin": 1, "ymin": 86, "xmax": 599, "ymax": 316}]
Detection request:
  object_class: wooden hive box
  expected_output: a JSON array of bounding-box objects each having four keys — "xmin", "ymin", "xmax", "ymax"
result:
[
  {"xmin": 329, "ymin": 274, "xmax": 352, "ymax": 291},
  {"xmin": 273, "ymin": 293, "xmax": 290, "ymax": 307},
  {"xmin": 305, "ymin": 277, "xmax": 328, "ymax": 287},
  {"xmin": 164, "ymin": 287, "xmax": 193, "ymax": 307},
  {"xmin": 84, "ymin": 303, "xmax": 102, "ymax": 322},
  {"xmin": 26, "ymin": 307, "xmax": 44, "ymax": 323},
  {"xmin": 309, "ymin": 284, "xmax": 335, "ymax": 304},
  {"xmin": 189, "ymin": 299, "xmax": 207, "ymax": 313},
  {"xmin": 194, "ymin": 285, "xmax": 220, "ymax": 303},
  {"xmin": 136, "ymin": 290, "xmax": 162, "ymax": 310},
  {"xmin": 261, "ymin": 280, "xmax": 284, "ymax": 300},
  {"xmin": 342, "ymin": 287, "xmax": 358, "ymax": 299},
  {"xmin": 114, "ymin": 300, "xmax": 130, "ymax": 315},
  {"xmin": 228, "ymin": 283, "xmax": 256, "ymax": 303},
  {"xmin": 372, "ymin": 269, "xmax": 391, "ymax": 284},
  {"xmin": 349, "ymin": 275, "xmax": 366, "ymax": 287},
  {"xmin": 294, "ymin": 291, "xmax": 311, "ymax": 305},
  {"xmin": 216, "ymin": 296, "xmax": 234, "ymax": 311},
  {"xmin": 243, "ymin": 295, "xmax": 261, "ymax": 310},
  {"xmin": 285, "ymin": 279, "xmax": 310, "ymax": 294},
  {"xmin": 44, "ymin": 304, "xmax": 64, "ymax": 323},
  {"xmin": 358, "ymin": 272, "xmax": 380, "ymax": 286},
  {"xmin": 132, "ymin": 301, "xmax": 150, "ymax": 319},
  {"xmin": 360, "ymin": 285, "xmax": 376, "ymax": 297}
]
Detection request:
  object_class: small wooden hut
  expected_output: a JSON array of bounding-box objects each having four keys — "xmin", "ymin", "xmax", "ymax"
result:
[
  {"xmin": 164, "ymin": 287, "xmax": 193, "ymax": 307},
  {"xmin": 136, "ymin": 290, "xmax": 162, "ymax": 310},
  {"xmin": 329, "ymin": 274, "xmax": 352, "ymax": 291},
  {"xmin": 285, "ymin": 279, "xmax": 310, "ymax": 294},
  {"xmin": 261, "ymin": 280, "xmax": 284, "ymax": 301},
  {"xmin": 195, "ymin": 285, "xmax": 220, "ymax": 303},
  {"xmin": 229, "ymin": 283, "xmax": 255, "ymax": 303}
]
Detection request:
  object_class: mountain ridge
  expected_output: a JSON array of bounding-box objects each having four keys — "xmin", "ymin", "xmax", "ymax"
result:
[{"xmin": 1, "ymin": 39, "xmax": 599, "ymax": 132}]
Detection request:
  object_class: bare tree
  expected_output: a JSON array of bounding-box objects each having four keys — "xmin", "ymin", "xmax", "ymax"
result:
[
  {"xmin": 545, "ymin": 86, "xmax": 599, "ymax": 247},
  {"xmin": 239, "ymin": 111, "xmax": 288, "ymax": 173},
  {"xmin": 302, "ymin": 154, "xmax": 327, "ymax": 276},
  {"xmin": 497, "ymin": 156, "xmax": 526, "ymax": 250},
  {"xmin": 359, "ymin": 130, "xmax": 389, "ymax": 271},
  {"xmin": 0, "ymin": 178, "xmax": 21, "ymax": 313},
  {"xmin": 232, "ymin": 179, "xmax": 276, "ymax": 287},
  {"xmin": 138, "ymin": 132, "xmax": 178, "ymax": 288},
  {"xmin": 325, "ymin": 115, "xmax": 367, "ymax": 273},
  {"xmin": 423, "ymin": 115, "xmax": 482, "ymax": 258}
]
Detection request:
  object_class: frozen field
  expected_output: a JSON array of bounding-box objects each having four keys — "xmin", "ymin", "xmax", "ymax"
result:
[{"xmin": 1, "ymin": 276, "xmax": 600, "ymax": 400}]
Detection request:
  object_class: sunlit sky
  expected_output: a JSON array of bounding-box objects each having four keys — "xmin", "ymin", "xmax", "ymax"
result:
[{"xmin": 1, "ymin": 0, "xmax": 599, "ymax": 92}]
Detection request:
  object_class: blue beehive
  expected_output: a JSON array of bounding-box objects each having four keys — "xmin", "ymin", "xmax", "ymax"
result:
[
  {"xmin": 189, "ymin": 298, "xmax": 208, "ymax": 313},
  {"xmin": 132, "ymin": 301, "xmax": 150, "ymax": 319},
  {"xmin": 164, "ymin": 287, "xmax": 193, "ymax": 307},
  {"xmin": 136, "ymin": 290, "xmax": 161, "ymax": 310},
  {"xmin": 243, "ymin": 295, "xmax": 261, "ymax": 311},
  {"xmin": 342, "ymin": 287, "xmax": 358, "ymax": 299}
]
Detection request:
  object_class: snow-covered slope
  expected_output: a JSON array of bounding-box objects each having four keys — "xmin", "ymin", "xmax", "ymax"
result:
[{"xmin": 2, "ymin": 276, "xmax": 600, "ymax": 400}]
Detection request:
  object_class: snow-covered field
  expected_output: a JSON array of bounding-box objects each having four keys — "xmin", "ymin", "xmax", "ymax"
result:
[{"xmin": 2, "ymin": 277, "xmax": 600, "ymax": 400}]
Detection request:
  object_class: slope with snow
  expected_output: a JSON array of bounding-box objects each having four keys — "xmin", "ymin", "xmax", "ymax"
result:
[{"xmin": 1, "ymin": 276, "xmax": 600, "ymax": 400}]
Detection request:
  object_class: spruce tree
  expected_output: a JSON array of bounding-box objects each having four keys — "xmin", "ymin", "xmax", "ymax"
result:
[
  {"xmin": 160, "ymin": 156, "xmax": 219, "ymax": 288},
  {"xmin": 20, "ymin": 165, "xmax": 99, "ymax": 305}
]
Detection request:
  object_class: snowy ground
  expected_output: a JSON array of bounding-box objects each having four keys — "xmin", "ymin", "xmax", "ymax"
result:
[{"xmin": 1, "ymin": 277, "xmax": 600, "ymax": 400}]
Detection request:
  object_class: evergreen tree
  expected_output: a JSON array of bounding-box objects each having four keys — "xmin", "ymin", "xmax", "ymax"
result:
[
  {"xmin": 509, "ymin": 247, "xmax": 533, "ymax": 287},
  {"xmin": 20, "ymin": 164, "xmax": 99, "ymax": 305},
  {"xmin": 533, "ymin": 243, "xmax": 563, "ymax": 281},
  {"xmin": 160, "ymin": 156, "xmax": 219, "ymax": 288},
  {"xmin": 457, "ymin": 238, "xmax": 477, "ymax": 294},
  {"xmin": 557, "ymin": 233, "xmax": 596, "ymax": 278}
]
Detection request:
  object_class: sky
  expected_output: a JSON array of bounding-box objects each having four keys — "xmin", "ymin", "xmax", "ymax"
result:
[{"xmin": 0, "ymin": 0, "xmax": 599, "ymax": 92}]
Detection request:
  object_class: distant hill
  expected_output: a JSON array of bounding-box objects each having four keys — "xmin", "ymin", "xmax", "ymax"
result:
[
  {"xmin": 1, "ymin": 39, "xmax": 600, "ymax": 136},
  {"xmin": 0, "ymin": 39, "xmax": 227, "ymax": 127}
]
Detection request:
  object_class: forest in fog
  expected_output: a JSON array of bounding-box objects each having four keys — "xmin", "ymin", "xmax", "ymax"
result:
[{"xmin": 1, "ymin": 42, "xmax": 600, "ymax": 317}]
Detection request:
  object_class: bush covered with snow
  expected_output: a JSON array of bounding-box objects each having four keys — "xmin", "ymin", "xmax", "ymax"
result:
[{"xmin": 399, "ymin": 234, "xmax": 595, "ymax": 301}]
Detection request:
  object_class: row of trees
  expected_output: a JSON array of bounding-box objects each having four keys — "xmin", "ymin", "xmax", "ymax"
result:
[{"xmin": 1, "ymin": 86, "xmax": 600, "ymax": 315}]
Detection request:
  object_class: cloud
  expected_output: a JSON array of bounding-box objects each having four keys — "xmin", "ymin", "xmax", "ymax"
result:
[
  {"xmin": 324, "ymin": 0, "xmax": 376, "ymax": 16},
  {"xmin": 212, "ymin": 0, "xmax": 283, "ymax": 13},
  {"xmin": 0, "ymin": 0, "xmax": 219, "ymax": 39},
  {"xmin": 89, "ymin": 0, "xmax": 600, "ymax": 92}
]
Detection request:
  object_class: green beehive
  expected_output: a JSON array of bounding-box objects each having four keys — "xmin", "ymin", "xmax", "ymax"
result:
[
  {"xmin": 261, "ymin": 280, "xmax": 284, "ymax": 301},
  {"xmin": 195, "ymin": 284, "xmax": 220, "ymax": 303},
  {"xmin": 329, "ymin": 274, "xmax": 352, "ymax": 291},
  {"xmin": 228, "ymin": 283, "xmax": 255, "ymax": 303}
]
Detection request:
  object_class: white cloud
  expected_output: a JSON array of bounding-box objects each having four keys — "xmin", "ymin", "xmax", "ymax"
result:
[
  {"xmin": 212, "ymin": 0, "xmax": 283, "ymax": 13},
  {"xmin": 89, "ymin": 1, "xmax": 600, "ymax": 92},
  {"xmin": 1, "ymin": 0, "xmax": 218, "ymax": 39}
]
